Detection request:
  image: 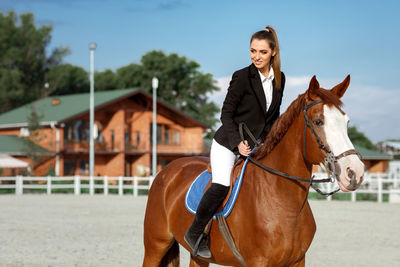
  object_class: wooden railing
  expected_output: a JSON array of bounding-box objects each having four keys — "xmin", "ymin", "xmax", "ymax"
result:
[{"xmin": 0, "ymin": 176, "xmax": 154, "ymax": 196}]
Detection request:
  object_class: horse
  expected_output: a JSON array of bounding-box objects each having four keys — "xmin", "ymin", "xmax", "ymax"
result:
[{"xmin": 143, "ymin": 75, "xmax": 365, "ymax": 267}]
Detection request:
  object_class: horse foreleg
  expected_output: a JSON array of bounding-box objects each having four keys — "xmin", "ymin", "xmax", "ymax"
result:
[{"xmin": 189, "ymin": 255, "xmax": 210, "ymax": 267}]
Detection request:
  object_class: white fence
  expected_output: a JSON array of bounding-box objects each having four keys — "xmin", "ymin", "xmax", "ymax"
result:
[
  {"xmin": 0, "ymin": 176, "xmax": 154, "ymax": 197},
  {"xmin": 310, "ymin": 172, "xmax": 400, "ymax": 203},
  {"xmin": 1, "ymin": 172, "xmax": 400, "ymax": 203}
]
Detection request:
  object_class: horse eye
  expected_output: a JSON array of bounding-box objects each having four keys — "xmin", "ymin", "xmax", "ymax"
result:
[{"xmin": 313, "ymin": 119, "xmax": 324, "ymax": 126}]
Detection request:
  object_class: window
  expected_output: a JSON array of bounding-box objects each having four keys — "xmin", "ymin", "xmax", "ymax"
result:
[
  {"xmin": 79, "ymin": 160, "xmax": 89, "ymax": 175},
  {"xmin": 111, "ymin": 130, "xmax": 115, "ymax": 150},
  {"xmin": 64, "ymin": 159, "xmax": 76, "ymax": 175},
  {"xmin": 125, "ymin": 131, "xmax": 129, "ymax": 145},
  {"xmin": 64, "ymin": 122, "xmax": 73, "ymax": 141},
  {"xmin": 150, "ymin": 123, "xmax": 180, "ymax": 145},
  {"xmin": 172, "ymin": 130, "xmax": 180, "ymax": 145},
  {"xmin": 157, "ymin": 124, "xmax": 162, "ymax": 143},
  {"xmin": 164, "ymin": 125, "xmax": 170, "ymax": 144},
  {"xmin": 65, "ymin": 120, "xmax": 90, "ymax": 142},
  {"xmin": 136, "ymin": 131, "xmax": 140, "ymax": 145},
  {"xmin": 150, "ymin": 124, "xmax": 162, "ymax": 144}
]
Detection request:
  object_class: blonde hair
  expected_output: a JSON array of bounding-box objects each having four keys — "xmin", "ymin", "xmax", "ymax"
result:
[{"xmin": 250, "ymin": 26, "xmax": 282, "ymax": 89}]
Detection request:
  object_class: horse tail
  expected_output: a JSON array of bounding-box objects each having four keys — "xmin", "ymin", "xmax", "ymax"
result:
[{"xmin": 159, "ymin": 240, "xmax": 180, "ymax": 267}]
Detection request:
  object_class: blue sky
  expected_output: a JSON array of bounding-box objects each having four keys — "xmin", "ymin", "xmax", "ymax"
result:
[{"xmin": 1, "ymin": 0, "xmax": 399, "ymax": 142}]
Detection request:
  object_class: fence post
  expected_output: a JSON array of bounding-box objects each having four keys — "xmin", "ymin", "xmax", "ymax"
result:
[
  {"xmin": 74, "ymin": 175, "xmax": 80, "ymax": 195},
  {"xmin": 149, "ymin": 176, "xmax": 154, "ymax": 188},
  {"xmin": 47, "ymin": 176, "xmax": 52, "ymax": 195},
  {"xmin": 15, "ymin": 176, "xmax": 23, "ymax": 195},
  {"xmin": 133, "ymin": 177, "xmax": 138, "ymax": 197},
  {"xmin": 103, "ymin": 176, "xmax": 108, "ymax": 195},
  {"xmin": 118, "ymin": 176, "xmax": 123, "ymax": 196},
  {"xmin": 377, "ymin": 173, "xmax": 383, "ymax": 203},
  {"xmin": 351, "ymin": 191, "xmax": 356, "ymax": 202},
  {"xmin": 89, "ymin": 175, "xmax": 94, "ymax": 196},
  {"xmin": 327, "ymin": 182, "xmax": 332, "ymax": 201}
]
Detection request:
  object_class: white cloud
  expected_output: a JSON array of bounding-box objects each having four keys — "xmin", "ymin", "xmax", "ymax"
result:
[{"xmin": 210, "ymin": 75, "xmax": 400, "ymax": 143}]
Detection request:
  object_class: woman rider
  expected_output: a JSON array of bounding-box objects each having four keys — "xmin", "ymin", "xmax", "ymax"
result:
[{"xmin": 185, "ymin": 26, "xmax": 286, "ymax": 258}]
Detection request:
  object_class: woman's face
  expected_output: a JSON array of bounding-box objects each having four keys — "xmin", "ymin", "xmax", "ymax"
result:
[{"xmin": 250, "ymin": 39, "xmax": 276, "ymax": 71}]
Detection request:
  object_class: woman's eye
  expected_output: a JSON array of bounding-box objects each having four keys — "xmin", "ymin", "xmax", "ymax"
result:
[{"xmin": 313, "ymin": 119, "xmax": 324, "ymax": 126}]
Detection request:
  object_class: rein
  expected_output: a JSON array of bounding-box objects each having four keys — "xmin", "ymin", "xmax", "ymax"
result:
[{"xmin": 239, "ymin": 99, "xmax": 361, "ymax": 196}]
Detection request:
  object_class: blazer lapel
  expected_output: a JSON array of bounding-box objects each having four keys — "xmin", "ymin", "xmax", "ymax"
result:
[{"xmin": 248, "ymin": 64, "xmax": 267, "ymax": 116}]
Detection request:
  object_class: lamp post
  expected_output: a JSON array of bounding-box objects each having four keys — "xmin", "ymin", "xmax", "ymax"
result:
[
  {"xmin": 152, "ymin": 76, "xmax": 158, "ymax": 177},
  {"xmin": 89, "ymin": 43, "xmax": 96, "ymax": 195}
]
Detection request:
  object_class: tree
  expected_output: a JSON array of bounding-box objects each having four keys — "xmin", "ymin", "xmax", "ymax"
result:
[
  {"xmin": 94, "ymin": 69, "xmax": 118, "ymax": 91},
  {"xmin": 115, "ymin": 51, "xmax": 220, "ymax": 132},
  {"xmin": 46, "ymin": 64, "xmax": 89, "ymax": 96},
  {"xmin": 0, "ymin": 10, "xmax": 69, "ymax": 113},
  {"xmin": 348, "ymin": 126, "xmax": 375, "ymax": 150}
]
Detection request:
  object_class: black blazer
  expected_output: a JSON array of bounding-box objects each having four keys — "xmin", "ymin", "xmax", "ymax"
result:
[{"xmin": 214, "ymin": 63, "xmax": 286, "ymax": 153}]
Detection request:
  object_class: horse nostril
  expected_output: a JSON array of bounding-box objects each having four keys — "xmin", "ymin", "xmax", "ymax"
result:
[{"xmin": 347, "ymin": 167, "xmax": 356, "ymax": 180}]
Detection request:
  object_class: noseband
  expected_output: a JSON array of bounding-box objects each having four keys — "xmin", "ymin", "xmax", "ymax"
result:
[{"xmin": 239, "ymin": 99, "xmax": 361, "ymax": 196}]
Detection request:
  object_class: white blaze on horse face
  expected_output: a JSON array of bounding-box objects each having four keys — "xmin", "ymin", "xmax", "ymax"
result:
[{"xmin": 323, "ymin": 105, "xmax": 365, "ymax": 191}]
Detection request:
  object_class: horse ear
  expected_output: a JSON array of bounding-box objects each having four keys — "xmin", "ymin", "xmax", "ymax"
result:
[
  {"xmin": 307, "ymin": 75, "xmax": 319, "ymax": 100},
  {"xmin": 331, "ymin": 75, "xmax": 350, "ymax": 98}
]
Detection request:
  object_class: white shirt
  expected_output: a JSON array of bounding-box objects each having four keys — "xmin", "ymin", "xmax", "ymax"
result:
[{"xmin": 258, "ymin": 67, "xmax": 274, "ymax": 112}]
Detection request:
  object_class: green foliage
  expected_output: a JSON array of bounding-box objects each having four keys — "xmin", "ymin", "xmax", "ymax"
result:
[
  {"xmin": 0, "ymin": 11, "xmax": 70, "ymax": 113},
  {"xmin": 94, "ymin": 69, "xmax": 118, "ymax": 91},
  {"xmin": 348, "ymin": 126, "xmax": 375, "ymax": 150},
  {"xmin": 46, "ymin": 64, "xmax": 89, "ymax": 96}
]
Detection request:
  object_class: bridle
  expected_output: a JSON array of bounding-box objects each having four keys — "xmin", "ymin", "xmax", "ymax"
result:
[{"xmin": 239, "ymin": 99, "xmax": 361, "ymax": 196}]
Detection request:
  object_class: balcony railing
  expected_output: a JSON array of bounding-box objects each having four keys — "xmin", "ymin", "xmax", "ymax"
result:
[
  {"xmin": 64, "ymin": 140, "xmax": 121, "ymax": 152},
  {"xmin": 124, "ymin": 141, "xmax": 148, "ymax": 152}
]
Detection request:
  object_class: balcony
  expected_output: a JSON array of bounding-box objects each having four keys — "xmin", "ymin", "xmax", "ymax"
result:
[
  {"xmin": 125, "ymin": 141, "xmax": 149, "ymax": 154},
  {"xmin": 64, "ymin": 140, "xmax": 121, "ymax": 154}
]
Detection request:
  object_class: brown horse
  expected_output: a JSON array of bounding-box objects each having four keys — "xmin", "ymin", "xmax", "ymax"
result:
[{"xmin": 143, "ymin": 75, "xmax": 364, "ymax": 267}]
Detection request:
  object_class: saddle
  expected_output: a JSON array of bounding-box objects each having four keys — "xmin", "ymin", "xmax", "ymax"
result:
[{"xmin": 185, "ymin": 156, "xmax": 249, "ymax": 218}]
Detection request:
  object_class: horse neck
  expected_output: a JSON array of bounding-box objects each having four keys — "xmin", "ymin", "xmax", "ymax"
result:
[{"xmin": 258, "ymin": 113, "xmax": 312, "ymax": 199}]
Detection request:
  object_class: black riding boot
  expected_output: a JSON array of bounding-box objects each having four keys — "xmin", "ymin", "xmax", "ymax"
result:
[{"xmin": 184, "ymin": 183, "xmax": 229, "ymax": 258}]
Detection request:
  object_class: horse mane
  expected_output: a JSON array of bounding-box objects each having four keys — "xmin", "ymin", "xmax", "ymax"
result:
[{"xmin": 253, "ymin": 88, "xmax": 343, "ymax": 160}]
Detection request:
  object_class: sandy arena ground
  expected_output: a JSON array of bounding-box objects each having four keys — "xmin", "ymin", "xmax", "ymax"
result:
[{"xmin": 0, "ymin": 195, "xmax": 399, "ymax": 267}]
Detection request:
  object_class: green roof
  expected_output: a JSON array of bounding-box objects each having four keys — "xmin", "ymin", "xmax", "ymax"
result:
[
  {"xmin": 0, "ymin": 135, "xmax": 51, "ymax": 155},
  {"xmin": 0, "ymin": 88, "xmax": 139, "ymax": 127},
  {"xmin": 354, "ymin": 144, "xmax": 392, "ymax": 160}
]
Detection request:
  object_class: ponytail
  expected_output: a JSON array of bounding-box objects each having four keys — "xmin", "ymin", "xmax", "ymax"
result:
[{"xmin": 251, "ymin": 26, "xmax": 282, "ymax": 89}]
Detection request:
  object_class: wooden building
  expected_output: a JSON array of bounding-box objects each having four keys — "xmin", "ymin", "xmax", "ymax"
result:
[{"xmin": 0, "ymin": 89, "xmax": 209, "ymax": 177}]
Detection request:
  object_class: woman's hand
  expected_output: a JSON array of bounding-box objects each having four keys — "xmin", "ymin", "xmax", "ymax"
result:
[{"xmin": 238, "ymin": 140, "xmax": 251, "ymax": 156}]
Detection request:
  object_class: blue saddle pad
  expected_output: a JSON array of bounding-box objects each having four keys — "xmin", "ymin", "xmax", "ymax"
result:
[{"xmin": 185, "ymin": 155, "xmax": 251, "ymax": 218}]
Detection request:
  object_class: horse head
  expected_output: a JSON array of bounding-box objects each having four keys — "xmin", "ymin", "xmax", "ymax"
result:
[{"xmin": 303, "ymin": 75, "xmax": 365, "ymax": 191}]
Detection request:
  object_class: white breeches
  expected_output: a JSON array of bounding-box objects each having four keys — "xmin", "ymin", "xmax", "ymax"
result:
[{"xmin": 210, "ymin": 139, "xmax": 237, "ymax": 186}]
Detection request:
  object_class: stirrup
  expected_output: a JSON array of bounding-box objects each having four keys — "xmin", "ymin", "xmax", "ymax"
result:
[
  {"xmin": 184, "ymin": 231, "xmax": 211, "ymax": 258},
  {"xmin": 192, "ymin": 232, "xmax": 208, "ymax": 257}
]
